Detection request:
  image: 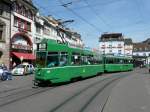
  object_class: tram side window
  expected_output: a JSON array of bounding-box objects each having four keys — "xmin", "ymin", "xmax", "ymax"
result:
[
  {"xmin": 124, "ymin": 59, "xmax": 127, "ymax": 64},
  {"xmin": 47, "ymin": 52, "xmax": 59, "ymax": 67},
  {"xmin": 107, "ymin": 58, "xmax": 114, "ymax": 64},
  {"xmin": 71, "ymin": 53, "xmax": 81, "ymax": 65},
  {"xmin": 128, "ymin": 59, "xmax": 132, "ymax": 64},
  {"xmin": 36, "ymin": 52, "xmax": 46, "ymax": 67},
  {"xmin": 119, "ymin": 59, "xmax": 124, "ymax": 64},
  {"xmin": 81, "ymin": 55, "xmax": 88, "ymax": 65},
  {"xmin": 87, "ymin": 55, "xmax": 94, "ymax": 64},
  {"xmin": 93, "ymin": 55, "xmax": 103, "ymax": 64},
  {"xmin": 59, "ymin": 52, "xmax": 68, "ymax": 66}
]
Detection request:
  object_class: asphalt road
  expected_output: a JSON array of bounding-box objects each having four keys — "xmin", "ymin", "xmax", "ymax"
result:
[{"xmin": 0, "ymin": 69, "xmax": 147, "ymax": 112}]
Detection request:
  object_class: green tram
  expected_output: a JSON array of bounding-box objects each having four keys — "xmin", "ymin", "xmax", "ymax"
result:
[
  {"xmin": 104, "ymin": 55, "xmax": 133, "ymax": 72},
  {"xmin": 34, "ymin": 39, "xmax": 133, "ymax": 85},
  {"xmin": 35, "ymin": 39, "xmax": 104, "ymax": 84}
]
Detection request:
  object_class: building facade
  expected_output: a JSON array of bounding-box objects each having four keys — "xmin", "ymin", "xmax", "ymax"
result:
[
  {"xmin": 34, "ymin": 15, "xmax": 84, "ymax": 50},
  {"xmin": 99, "ymin": 33, "xmax": 124, "ymax": 55},
  {"xmin": 124, "ymin": 38, "xmax": 133, "ymax": 57},
  {"xmin": 0, "ymin": 0, "xmax": 11, "ymax": 67},
  {"xmin": 133, "ymin": 43, "xmax": 150, "ymax": 66},
  {"xmin": 0, "ymin": 0, "xmax": 84, "ymax": 69},
  {"xmin": 10, "ymin": 0, "xmax": 37, "ymax": 68}
]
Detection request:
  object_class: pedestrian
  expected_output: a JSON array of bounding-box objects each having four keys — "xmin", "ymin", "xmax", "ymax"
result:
[
  {"xmin": 2, "ymin": 66, "xmax": 12, "ymax": 80},
  {"xmin": 13, "ymin": 62, "xmax": 16, "ymax": 68}
]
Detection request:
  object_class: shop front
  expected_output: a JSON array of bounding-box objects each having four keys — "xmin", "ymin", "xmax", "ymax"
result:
[{"xmin": 10, "ymin": 33, "xmax": 35, "ymax": 69}]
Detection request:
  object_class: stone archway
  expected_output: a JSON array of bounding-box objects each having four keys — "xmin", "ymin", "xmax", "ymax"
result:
[{"xmin": 11, "ymin": 32, "xmax": 33, "ymax": 46}]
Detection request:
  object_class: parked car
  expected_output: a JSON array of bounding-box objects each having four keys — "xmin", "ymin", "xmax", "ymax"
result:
[{"xmin": 11, "ymin": 63, "xmax": 34, "ymax": 75}]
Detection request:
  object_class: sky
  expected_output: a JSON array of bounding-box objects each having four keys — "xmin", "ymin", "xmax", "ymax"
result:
[{"xmin": 32, "ymin": 0, "xmax": 150, "ymax": 48}]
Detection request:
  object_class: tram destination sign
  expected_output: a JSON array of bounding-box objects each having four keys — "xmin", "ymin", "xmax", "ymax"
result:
[{"xmin": 37, "ymin": 43, "xmax": 47, "ymax": 51}]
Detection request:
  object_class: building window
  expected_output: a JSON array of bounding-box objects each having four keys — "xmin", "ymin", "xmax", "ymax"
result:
[
  {"xmin": 43, "ymin": 27, "xmax": 50, "ymax": 35},
  {"xmin": 20, "ymin": 20, "xmax": 24, "ymax": 29},
  {"xmin": 14, "ymin": 16, "xmax": 18, "ymax": 27},
  {"xmin": 0, "ymin": 10, "xmax": 3, "ymax": 15},
  {"xmin": 27, "ymin": 22, "xmax": 31, "ymax": 31},
  {"xmin": 139, "ymin": 48, "xmax": 142, "ymax": 51},
  {"xmin": 0, "ymin": 30, "xmax": 3, "ymax": 40},
  {"xmin": 0, "ymin": 25, "xmax": 4, "ymax": 40},
  {"xmin": 22, "ymin": 6, "xmax": 26, "ymax": 16},
  {"xmin": 109, "ymin": 44, "xmax": 112, "ymax": 48},
  {"xmin": 143, "ymin": 53, "xmax": 146, "ymax": 56},
  {"xmin": 118, "ymin": 50, "xmax": 122, "ymax": 54},
  {"xmin": 103, "ymin": 50, "xmax": 105, "ymax": 54},
  {"xmin": 109, "ymin": 50, "xmax": 112, "ymax": 53},
  {"xmin": 134, "ymin": 48, "xmax": 137, "ymax": 51},
  {"xmin": 36, "ymin": 24, "xmax": 41, "ymax": 34},
  {"xmin": 27, "ymin": 10, "xmax": 33, "ymax": 19}
]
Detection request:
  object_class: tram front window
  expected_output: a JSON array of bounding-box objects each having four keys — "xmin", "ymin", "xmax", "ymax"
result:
[
  {"xmin": 47, "ymin": 52, "xmax": 59, "ymax": 67},
  {"xmin": 36, "ymin": 52, "xmax": 46, "ymax": 67}
]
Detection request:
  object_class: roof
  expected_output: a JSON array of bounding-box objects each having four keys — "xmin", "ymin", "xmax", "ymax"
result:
[
  {"xmin": 99, "ymin": 33, "xmax": 124, "ymax": 42},
  {"xmin": 124, "ymin": 38, "xmax": 132, "ymax": 45},
  {"xmin": 142, "ymin": 38, "xmax": 150, "ymax": 45},
  {"xmin": 133, "ymin": 43, "xmax": 150, "ymax": 52},
  {"xmin": 22, "ymin": 0, "xmax": 38, "ymax": 11}
]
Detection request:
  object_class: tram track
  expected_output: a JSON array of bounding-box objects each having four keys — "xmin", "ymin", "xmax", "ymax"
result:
[
  {"xmin": 0, "ymin": 83, "xmax": 32, "ymax": 95},
  {"xmin": 0, "ymin": 72, "xmax": 130, "ymax": 110},
  {"xmin": 0, "ymin": 86, "xmax": 54, "ymax": 107},
  {"xmin": 49, "ymin": 74, "xmax": 129, "ymax": 112},
  {"xmin": 79, "ymin": 77, "xmax": 121, "ymax": 112}
]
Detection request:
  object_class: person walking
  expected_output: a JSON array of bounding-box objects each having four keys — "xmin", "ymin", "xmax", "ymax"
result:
[{"xmin": 1, "ymin": 66, "xmax": 12, "ymax": 80}]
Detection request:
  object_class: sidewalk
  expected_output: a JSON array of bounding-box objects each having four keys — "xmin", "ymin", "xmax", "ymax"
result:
[{"xmin": 104, "ymin": 68, "xmax": 150, "ymax": 112}]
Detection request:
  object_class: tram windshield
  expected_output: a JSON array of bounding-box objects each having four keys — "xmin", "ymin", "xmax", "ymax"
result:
[{"xmin": 36, "ymin": 52, "xmax": 46, "ymax": 67}]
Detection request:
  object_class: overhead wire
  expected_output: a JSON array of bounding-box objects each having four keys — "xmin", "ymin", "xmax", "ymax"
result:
[
  {"xmin": 83, "ymin": 0, "xmax": 112, "ymax": 31},
  {"xmin": 33, "ymin": 0, "xmax": 63, "ymax": 19},
  {"xmin": 58, "ymin": 0, "xmax": 103, "ymax": 33}
]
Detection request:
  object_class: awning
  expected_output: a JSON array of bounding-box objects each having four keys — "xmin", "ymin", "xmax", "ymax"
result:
[{"xmin": 12, "ymin": 52, "xmax": 35, "ymax": 60}]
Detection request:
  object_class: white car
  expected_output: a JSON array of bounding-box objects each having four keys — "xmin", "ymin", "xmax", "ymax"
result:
[{"xmin": 11, "ymin": 64, "xmax": 34, "ymax": 75}]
